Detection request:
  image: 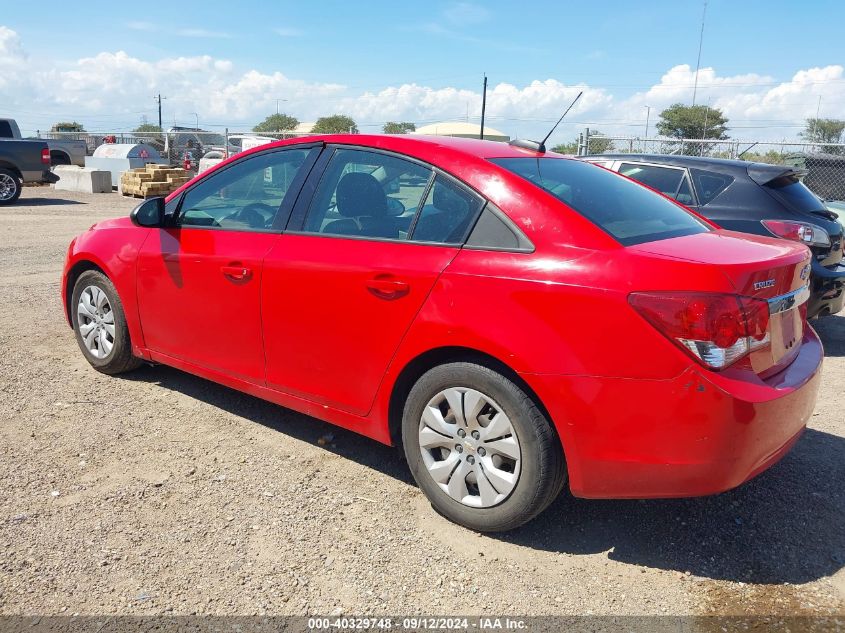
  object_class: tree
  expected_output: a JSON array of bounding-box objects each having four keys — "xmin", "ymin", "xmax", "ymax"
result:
[
  {"xmin": 312, "ymin": 115, "xmax": 358, "ymax": 134},
  {"xmin": 550, "ymin": 130, "xmax": 613, "ymax": 155},
  {"xmin": 801, "ymin": 118, "xmax": 845, "ymax": 154},
  {"xmin": 51, "ymin": 121, "xmax": 85, "ymax": 132},
  {"xmin": 383, "ymin": 121, "xmax": 415, "ymax": 134},
  {"xmin": 550, "ymin": 141, "xmax": 578, "ymax": 154},
  {"xmin": 253, "ymin": 113, "xmax": 300, "ymax": 134},
  {"xmin": 133, "ymin": 122, "xmax": 164, "ymax": 149},
  {"xmin": 656, "ymin": 103, "xmax": 729, "ymax": 140}
]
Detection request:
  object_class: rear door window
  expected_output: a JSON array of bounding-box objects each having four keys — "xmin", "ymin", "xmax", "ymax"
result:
[
  {"xmin": 410, "ymin": 175, "xmax": 484, "ymax": 244},
  {"xmin": 619, "ymin": 163, "xmax": 685, "ymax": 198},
  {"xmin": 303, "ymin": 148, "xmax": 432, "ymax": 240},
  {"xmin": 0, "ymin": 120, "xmax": 13, "ymax": 138},
  {"xmin": 490, "ymin": 157, "xmax": 709, "ymax": 246}
]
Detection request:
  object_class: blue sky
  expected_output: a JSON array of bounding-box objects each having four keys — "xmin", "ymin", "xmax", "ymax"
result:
[{"xmin": 3, "ymin": 0, "xmax": 844, "ymax": 143}]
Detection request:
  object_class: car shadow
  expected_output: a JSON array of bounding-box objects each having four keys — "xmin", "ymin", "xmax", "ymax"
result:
[
  {"xmin": 123, "ymin": 365, "xmax": 413, "ymax": 483},
  {"xmin": 813, "ymin": 313, "xmax": 844, "ymax": 357},
  {"xmin": 18, "ymin": 196, "xmax": 85, "ymax": 206},
  {"xmin": 123, "ymin": 363, "xmax": 844, "ymax": 585}
]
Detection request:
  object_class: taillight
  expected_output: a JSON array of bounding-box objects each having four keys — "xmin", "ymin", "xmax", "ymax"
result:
[
  {"xmin": 41, "ymin": 148, "xmax": 50, "ymax": 165},
  {"xmin": 629, "ymin": 292, "xmax": 771, "ymax": 370},
  {"xmin": 762, "ymin": 219, "xmax": 830, "ymax": 247}
]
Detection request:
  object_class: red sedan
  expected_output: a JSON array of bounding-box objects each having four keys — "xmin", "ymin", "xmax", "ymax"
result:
[{"xmin": 61, "ymin": 134, "xmax": 822, "ymax": 531}]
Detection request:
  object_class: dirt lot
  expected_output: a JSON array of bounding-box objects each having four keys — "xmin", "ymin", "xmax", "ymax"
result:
[{"xmin": 1, "ymin": 187, "xmax": 843, "ymax": 620}]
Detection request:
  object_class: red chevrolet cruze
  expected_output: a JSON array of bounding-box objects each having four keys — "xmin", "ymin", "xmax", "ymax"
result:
[{"xmin": 62, "ymin": 134, "xmax": 822, "ymax": 531}]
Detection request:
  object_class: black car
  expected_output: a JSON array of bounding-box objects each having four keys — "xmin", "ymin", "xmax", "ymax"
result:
[{"xmin": 582, "ymin": 154, "xmax": 845, "ymax": 318}]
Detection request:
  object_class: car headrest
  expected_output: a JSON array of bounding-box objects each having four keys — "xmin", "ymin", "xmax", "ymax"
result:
[
  {"xmin": 337, "ymin": 172, "xmax": 388, "ymax": 218},
  {"xmin": 433, "ymin": 182, "xmax": 469, "ymax": 216}
]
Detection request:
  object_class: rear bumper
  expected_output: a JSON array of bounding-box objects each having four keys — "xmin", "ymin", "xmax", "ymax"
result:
[
  {"xmin": 809, "ymin": 258, "xmax": 845, "ymax": 317},
  {"xmin": 523, "ymin": 327, "xmax": 823, "ymax": 498}
]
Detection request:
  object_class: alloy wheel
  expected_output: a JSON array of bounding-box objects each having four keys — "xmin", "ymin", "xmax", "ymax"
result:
[{"xmin": 0, "ymin": 173, "xmax": 17, "ymax": 201}]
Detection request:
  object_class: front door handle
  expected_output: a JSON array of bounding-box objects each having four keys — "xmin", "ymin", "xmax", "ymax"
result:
[
  {"xmin": 221, "ymin": 265, "xmax": 252, "ymax": 281},
  {"xmin": 366, "ymin": 277, "xmax": 409, "ymax": 300}
]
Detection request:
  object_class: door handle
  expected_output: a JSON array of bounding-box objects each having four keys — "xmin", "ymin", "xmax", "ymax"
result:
[
  {"xmin": 366, "ymin": 277, "xmax": 409, "ymax": 300},
  {"xmin": 221, "ymin": 265, "xmax": 252, "ymax": 281}
]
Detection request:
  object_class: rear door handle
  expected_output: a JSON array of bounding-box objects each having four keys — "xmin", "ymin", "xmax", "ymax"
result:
[
  {"xmin": 366, "ymin": 277, "xmax": 409, "ymax": 300},
  {"xmin": 221, "ymin": 265, "xmax": 252, "ymax": 281}
]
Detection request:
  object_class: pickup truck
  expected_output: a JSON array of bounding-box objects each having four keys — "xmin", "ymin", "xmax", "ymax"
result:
[
  {"xmin": 0, "ymin": 139, "xmax": 59, "ymax": 205},
  {"xmin": 0, "ymin": 118, "xmax": 88, "ymax": 166}
]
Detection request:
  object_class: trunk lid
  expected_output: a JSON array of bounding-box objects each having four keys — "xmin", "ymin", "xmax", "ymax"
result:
[{"xmin": 630, "ymin": 230, "xmax": 812, "ymax": 375}]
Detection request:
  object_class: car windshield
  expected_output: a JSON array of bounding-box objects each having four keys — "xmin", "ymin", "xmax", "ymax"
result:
[{"xmin": 490, "ymin": 157, "xmax": 710, "ymax": 246}]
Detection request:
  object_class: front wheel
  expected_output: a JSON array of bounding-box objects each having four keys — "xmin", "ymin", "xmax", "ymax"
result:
[
  {"xmin": 0, "ymin": 168, "xmax": 22, "ymax": 205},
  {"xmin": 402, "ymin": 362, "xmax": 566, "ymax": 532},
  {"xmin": 71, "ymin": 270, "xmax": 142, "ymax": 375}
]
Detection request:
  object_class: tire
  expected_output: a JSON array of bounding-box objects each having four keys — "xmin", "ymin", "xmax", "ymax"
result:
[
  {"xmin": 71, "ymin": 270, "xmax": 142, "ymax": 375},
  {"xmin": 402, "ymin": 362, "xmax": 566, "ymax": 532},
  {"xmin": 50, "ymin": 152, "xmax": 71, "ymax": 166},
  {"xmin": 0, "ymin": 168, "xmax": 22, "ymax": 206}
]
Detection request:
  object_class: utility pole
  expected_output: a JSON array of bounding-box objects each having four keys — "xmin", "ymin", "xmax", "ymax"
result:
[
  {"xmin": 275, "ymin": 99, "xmax": 287, "ymax": 115},
  {"xmin": 479, "ymin": 73, "xmax": 488, "ymax": 140},
  {"xmin": 811, "ymin": 95, "xmax": 822, "ymax": 147},
  {"xmin": 692, "ymin": 0, "xmax": 707, "ymax": 106},
  {"xmin": 155, "ymin": 94, "xmax": 167, "ymax": 129}
]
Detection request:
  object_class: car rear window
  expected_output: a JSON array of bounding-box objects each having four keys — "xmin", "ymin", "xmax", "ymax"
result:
[
  {"xmin": 490, "ymin": 157, "xmax": 710, "ymax": 246},
  {"xmin": 764, "ymin": 176, "xmax": 826, "ymax": 213}
]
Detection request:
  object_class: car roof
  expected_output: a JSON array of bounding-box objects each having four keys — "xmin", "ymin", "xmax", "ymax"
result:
[
  {"xmin": 246, "ymin": 133, "xmax": 553, "ymax": 161},
  {"xmin": 583, "ymin": 153, "xmax": 803, "ymax": 185}
]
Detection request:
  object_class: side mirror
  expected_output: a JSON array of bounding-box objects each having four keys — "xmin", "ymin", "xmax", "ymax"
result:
[{"xmin": 130, "ymin": 197, "xmax": 165, "ymax": 227}]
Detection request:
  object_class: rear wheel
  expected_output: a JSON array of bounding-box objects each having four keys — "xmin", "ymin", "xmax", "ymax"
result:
[
  {"xmin": 402, "ymin": 362, "xmax": 565, "ymax": 531},
  {"xmin": 71, "ymin": 270, "xmax": 142, "ymax": 375},
  {"xmin": 0, "ymin": 168, "xmax": 22, "ymax": 205},
  {"xmin": 50, "ymin": 152, "xmax": 71, "ymax": 166}
]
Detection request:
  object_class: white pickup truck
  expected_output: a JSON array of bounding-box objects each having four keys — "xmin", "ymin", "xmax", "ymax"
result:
[{"xmin": 0, "ymin": 118, "xmax": 88, "ymax": 167}]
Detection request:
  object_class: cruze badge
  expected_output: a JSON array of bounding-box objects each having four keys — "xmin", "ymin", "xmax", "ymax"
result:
[
  {"xmin": 800, "ymin": 264, "xmax": 811, "ymax": 280},
  {"xmin": 754, "ymin": 279, "xmax": 776, "ymax": 290}
]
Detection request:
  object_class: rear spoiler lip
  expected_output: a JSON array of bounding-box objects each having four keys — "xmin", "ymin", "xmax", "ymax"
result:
[{"xmin": 747, "ymin": 163, "xmax": 808, "ymax": 186}]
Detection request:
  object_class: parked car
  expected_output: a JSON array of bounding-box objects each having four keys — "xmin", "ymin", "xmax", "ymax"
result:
[
  {"xmin": 581, "ymin": 154, "xmax": 845, "ymax": 318},
  {"xmin": 0, "ymin": 138, "xmax": 59, "ymax": 204},
  {"xmin": 0, "ymin": 118, "xmax": 88, "ymax": 166},
  {"xmin": 163, "ymin": 126, "xmax": 236, "ymax": 162},
  {"xmin": 62, "ymin": 135, "xmax": 822, "ymax": 531}
]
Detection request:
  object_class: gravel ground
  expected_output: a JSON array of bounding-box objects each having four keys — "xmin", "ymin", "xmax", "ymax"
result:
[{"xmin": 0, "ymin": 187, "xmax": 843, "ymax": 620}]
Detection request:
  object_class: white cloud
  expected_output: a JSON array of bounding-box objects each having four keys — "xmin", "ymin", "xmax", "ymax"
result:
[
  {"xmin": 175, "ymin": 28, "xmax": 232, "ymax": 39},
  {"xmin": 1, "ymin": 26, "xmax": 842, "ymax": 143},
  {"xmin": 443, "ymin": 2, "xmax": 490, "ymax": 24},
  {"xmin": 273, "ymin": 27, "xmax": 303, "ymax": 37},
  {"xmin": 126, "ymin": 21, "xmax": 155, "ymax": 32}
]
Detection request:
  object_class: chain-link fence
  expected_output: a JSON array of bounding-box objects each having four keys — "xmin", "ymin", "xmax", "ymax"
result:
[
  {"xmin": 36, "ymin": 128, "xmax": 845, "ymax": 201},
  {"xmin": 579, "ymin": 131, "xmax": 845, "ymax": 201},
  {"xmin": 35, "ymin": 129, "xmax": 308, "ymax": 168}
]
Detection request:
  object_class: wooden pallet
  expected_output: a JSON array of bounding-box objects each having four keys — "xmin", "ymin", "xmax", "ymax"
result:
[{"xmin": 120, "ymin": 164, "xmax": 191, "ymax": 198}]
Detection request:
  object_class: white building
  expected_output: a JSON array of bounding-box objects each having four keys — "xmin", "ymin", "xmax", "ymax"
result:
[{"xmin": 414, "ymin": 121, "xmax": 509, "ymax": 142}]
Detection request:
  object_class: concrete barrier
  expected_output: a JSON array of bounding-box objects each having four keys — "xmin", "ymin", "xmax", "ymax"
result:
[{"xmin": 52, "ymin": 166, "xmax": 112, "ymax": 194}]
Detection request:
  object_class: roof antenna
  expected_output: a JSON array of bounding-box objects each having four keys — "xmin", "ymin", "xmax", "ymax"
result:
[{"xmin": 509, "ymin": 91, "xmax": 583, "ymax": 153}]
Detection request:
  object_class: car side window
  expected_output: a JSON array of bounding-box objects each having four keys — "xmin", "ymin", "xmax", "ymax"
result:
[
  {"xmin": 619, "ymin": 163, "xmax": 685, "ymax": 198},
  {"xmin": 177, "ymin": 148, "xmax": 312, "ymax": 231},
  {"xmin": 676, "ymin": 176, "xmax": 695, "ymax": 205},
  {"xmin": 410, "ymin": 175, "xmax": 484, "ymax": 244},
  {"xmin": 690, "ymin": 168, "xmax": 734, "ymax": 205},
  {"xmin": 303, "ymin": 149, "xmax": 432, "ymax": 240}
]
